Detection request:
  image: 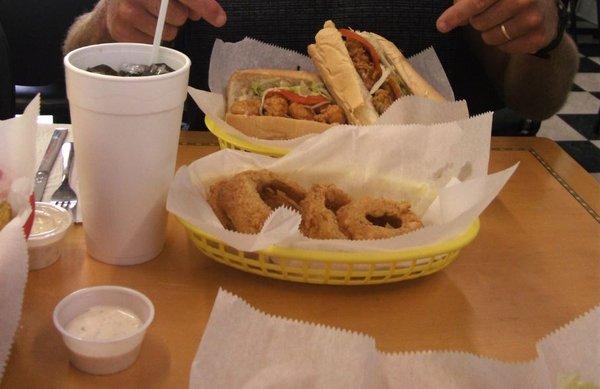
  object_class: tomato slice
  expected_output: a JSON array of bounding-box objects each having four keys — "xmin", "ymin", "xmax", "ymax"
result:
[
  {"xmin": 339, "ymin": 28, "xmax": 381, "ymax": 77},
  {"xmin": 267, "ymin": 89, "xmax": 329, "ymax": 105}
]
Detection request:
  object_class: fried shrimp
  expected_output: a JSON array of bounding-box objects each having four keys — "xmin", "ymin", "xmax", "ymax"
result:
[
  {"xmin": 315, "ymin": 104, "xmax": 347, "ymax": 124},
  {"xmin": 230, "ymin": 99, "xmax": 261, "ymax": 116},
  {"xmin": 372, "ymin": 88, "xmax": 394, "ymax": 115},
  {"xmin": 263, "ymin": 94, "xmax": 289, "ymax": 117},
  {"xmin": 337, "ymin": 197, "xmax": 423, "ymax": 240},
  {"xmin": 216, "ymin": 170, "xmax": 306, "ymax": 233},
  {"xmin": 346, "ymin": 40, "xmax": 378, "ymax": 90},
  {"xmin": 289, "ymin": 102, "xmax": 315, "ymax": 121},
  {"xmin": 300, "ymin": 184, "xmax": 351, "ymax": 239}
]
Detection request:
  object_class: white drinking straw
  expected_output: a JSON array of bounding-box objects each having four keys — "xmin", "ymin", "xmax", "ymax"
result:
[{"xmin": 149, "ymin": 0, "xmax": 169, "ymax": 64}]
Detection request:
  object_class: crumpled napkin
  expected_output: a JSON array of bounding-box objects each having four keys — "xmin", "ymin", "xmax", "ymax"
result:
[
  {"xmin": 189, "ymin": 290, "xmax": 600, "ymax": 389},
  {"xmin": 0, "ymin": 96, "xmax": 39, "ymax": 380}
]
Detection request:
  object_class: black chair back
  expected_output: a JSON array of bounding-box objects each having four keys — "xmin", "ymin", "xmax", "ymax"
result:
[{"xmin": 0, "ymin": 21, "xmax": 15, "ymax": 120}]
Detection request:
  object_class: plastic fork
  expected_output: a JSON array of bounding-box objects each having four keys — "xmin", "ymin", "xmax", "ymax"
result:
[{"xmin": 51, "ymin": 142, "xmax": 78, "ymax": 212}]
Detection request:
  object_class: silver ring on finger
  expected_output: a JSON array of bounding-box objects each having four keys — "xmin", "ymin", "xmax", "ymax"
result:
[{"xmin": 500, "ymin": 24, "xmax": 512, "ymax": 41}]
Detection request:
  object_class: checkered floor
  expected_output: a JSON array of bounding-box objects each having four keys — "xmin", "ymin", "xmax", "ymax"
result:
[{"xmin": 537, "ymin": 20, "xmax": 600, "ymax": 182}]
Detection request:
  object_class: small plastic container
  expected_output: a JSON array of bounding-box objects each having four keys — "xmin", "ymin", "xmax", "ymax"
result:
[
  {"xmin": 27, "ymin": 202, "xmax": 72, "ymax": 270},
  {"xmin": 53, "ymin": 286, "xmax": 155, "ymax": 375}
]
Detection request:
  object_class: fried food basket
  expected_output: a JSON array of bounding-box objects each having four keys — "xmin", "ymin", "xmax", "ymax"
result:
[
  {"xmin": 205, "ymin": 117, "xmax": 290, "ymax": 157},
  {"xmin": 178, "ymin": 217, "xmax": 480, "ymax": 286}
]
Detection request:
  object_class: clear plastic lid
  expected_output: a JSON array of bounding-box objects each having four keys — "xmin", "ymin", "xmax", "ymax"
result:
[{"xmin": 28, "ymin": 202, "xmax": 72, "ymax": 248}]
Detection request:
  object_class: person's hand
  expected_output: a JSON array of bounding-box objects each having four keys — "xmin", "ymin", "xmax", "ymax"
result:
[
  {"xmin": 436, "ymin": 0, "xmax": 559, "ymax": 54},
  {"xmin": 105, "ymin": 0, "xmax": 226, "ymax": 43}
]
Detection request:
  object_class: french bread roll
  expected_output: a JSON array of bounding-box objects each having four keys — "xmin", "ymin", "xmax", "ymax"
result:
[
  {"xmin": 308, "ymin": 20, "xmax": 446, "ymax": 125},
  {"xmin": 307, "ymin": 21, "xmax": 379, "ymax": 125}
]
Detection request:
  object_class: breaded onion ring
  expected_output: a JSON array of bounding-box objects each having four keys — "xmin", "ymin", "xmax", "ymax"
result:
[
  {"xmin": 217, "ymin": 170, "xmax": 306, "ymax": 233},
  {"xmin": 207, "ymin": 179, "xmax": 233, "ymax": 229},
  {"xmin": 300, "ymin": 184, "xmax": 351, "ymax": 239},
  {"xmin": 337, "ymin": 197, "xmax": 423, "ymax": 240},
  {"xmin": 261, "ymin": 186, "xmax": 302, "ymax": 212}
]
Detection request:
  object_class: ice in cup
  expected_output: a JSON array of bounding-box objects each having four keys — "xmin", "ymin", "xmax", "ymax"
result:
[
  {"xmin": 64, "ymin": 43, "xmax": 191, "ymax": 265},
  {"xmin": 53, "ymin": 285, "xmax": 155, "ymax": 375}
]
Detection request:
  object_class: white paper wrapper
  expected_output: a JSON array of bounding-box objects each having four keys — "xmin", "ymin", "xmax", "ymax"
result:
[
  {"xmin": 190, "ymin": 38, "xmax": 464, "ymax": 149},
  {"xmin": 167, "ymin": 113, "xmax": 517, "ymax": 253},
  {"xmin": 190, "ymin": 290, "xmax": 600, "ymax": 389},
  {"xmin": 0, "ymin": 218, "xmax": 29, "ymax": 380},
  {"xmin": 0, "ymin": 96, "xmax": 39, "ymax": 380},
  {"xmin": 0, "ymin": 95, "xmax": 39, "ymax": 227}
]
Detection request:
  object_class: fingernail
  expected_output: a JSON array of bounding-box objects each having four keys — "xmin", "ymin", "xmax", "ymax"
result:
[
  {"xmin": 437, "ymin": 19, "xmax": 449, "ymax": 33},
  {"xmin": 215, "ymin": 12, "xmax": 227, "ymax": 27}
]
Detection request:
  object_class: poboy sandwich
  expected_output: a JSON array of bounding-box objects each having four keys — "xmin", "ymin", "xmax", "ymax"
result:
[
  {"xmin": 225, "ymin": 69, "xmax": 347, "ymax": 140},
  {"xmin": 308, "ymin": 20, "xmax": 446, "ymax": 125}
]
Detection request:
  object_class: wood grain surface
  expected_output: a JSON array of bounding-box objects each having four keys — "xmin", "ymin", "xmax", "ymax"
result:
[{"xmin": 2, "ymin": 134, "xmax": 599, "ymax": 388}]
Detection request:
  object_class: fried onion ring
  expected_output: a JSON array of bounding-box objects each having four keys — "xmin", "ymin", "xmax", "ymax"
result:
[
  {"xmin": 336, "ymin": 197, "xmax": 423, "ymax": 240},
  {"xmin": 216, "ymin": 170, "xmax": 306, "ymax": 233},
  {"xmin": 300, "ymin": 184, "xmax": 351, "ymax": 239},
  {"xmin": 207, "ymin": 179, "xmax": 233, "ymax": 229},
  {"xmin": 261, "ymin": 186, "xmax": 302, "ymax": 212}
]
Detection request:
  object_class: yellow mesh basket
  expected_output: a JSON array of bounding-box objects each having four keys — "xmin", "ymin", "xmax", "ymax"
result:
[
  {"xmin": 178, "ymin": 217, "xmax": 480, "ymax": 285},
  {"xmin": 205, "ymin": 117, "xmax": 289, "ymax": 157}
]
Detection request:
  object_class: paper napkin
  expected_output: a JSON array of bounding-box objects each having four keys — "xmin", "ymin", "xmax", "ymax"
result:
[{"xmin": 190, "ymin": 290, "xmax": 600, "ymax": 389}]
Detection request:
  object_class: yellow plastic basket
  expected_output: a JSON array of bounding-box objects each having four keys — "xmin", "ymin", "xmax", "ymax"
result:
[
  {"xmin": 178, "ymin": 217, "xmax": 480, "ymax": 285},
  {"xmin": 205, "ymin": 116, "xmax": 290, "ymax": 157}
]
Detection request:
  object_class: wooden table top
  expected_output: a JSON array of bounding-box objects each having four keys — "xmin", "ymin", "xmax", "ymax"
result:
[{"xmin": 3, "ymin": 133, "xmax": 599, "ymax": 388}]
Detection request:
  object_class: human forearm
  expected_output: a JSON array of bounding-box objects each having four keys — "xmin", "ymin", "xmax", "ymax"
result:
[
  {"xmin": 438, "ymin": 0, "xmax": 578, "ymax": 120},
  {"xmin": 501, "ymin": 35, "xmax": 578, "ymax": 120},
  {"xmin": 63, "ymin": 0, "xmax": 112, "ymax": 55},
  {"xmin": 465, "ymin": 26, "xmax": 578, "ymax": 120}
]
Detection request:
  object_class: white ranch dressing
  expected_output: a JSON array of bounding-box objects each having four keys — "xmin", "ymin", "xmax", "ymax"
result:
[
  {"xmin": 66, "ymin": 305, "xmax": 142, "ymax": 341},
  {"xmin": 31, "ymin": 211, "xmax": 57, "ymax": 235}
]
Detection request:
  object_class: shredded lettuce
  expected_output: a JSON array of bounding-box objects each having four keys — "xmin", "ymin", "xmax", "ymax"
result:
[
  {"xmin": 250, "ymin": 78, "xmax": 282, "ymax": 97},
  {"xmin": 247, "ymin": 79, "xmax": 330, "ymax": 99},
  {"xmin": 369, "ymin": 65, "xmax": 391, "ymax": 95}
]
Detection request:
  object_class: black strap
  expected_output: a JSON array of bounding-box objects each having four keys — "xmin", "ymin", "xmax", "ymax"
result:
[{"xmin": 533, "ymin": 0, "xmax": 568, "ymax": 59}]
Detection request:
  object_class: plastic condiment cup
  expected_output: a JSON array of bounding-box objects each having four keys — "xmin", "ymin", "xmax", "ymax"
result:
[
  {"xmin": 27, "ymin": 202, "xmax": 72, "ymax": 270},
  {"xmin": 53, "ymin": 285, "xmax": 155, "ymax": 375},
  {"xmin": 64, "ymin": 43, "xmax": 190, "ymax": 265}
]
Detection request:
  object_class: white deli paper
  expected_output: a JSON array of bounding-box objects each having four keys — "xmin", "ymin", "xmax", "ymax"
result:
[
  {"xmin": 167, "ymin": 112, "xmax": 518, "ymax": 253},
  {"xmin": 189, "ymin": 38, "xmax": 467, "ymax": 148},
  {"xmin": 0, "ymin": 96, "xmax": 39, "ymax": 379},
  {"xmin": 189, "ymin": 289, "xmax": 600, "ymax": 389},
  {"xmin": 0, "ymin": 218, "xmax": 29, "ymax": 380}
]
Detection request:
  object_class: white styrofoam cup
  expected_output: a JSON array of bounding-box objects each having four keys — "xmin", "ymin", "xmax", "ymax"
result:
[{"xmin": 64, "ymin": 43, "xmax": 190, "ymax": 265}]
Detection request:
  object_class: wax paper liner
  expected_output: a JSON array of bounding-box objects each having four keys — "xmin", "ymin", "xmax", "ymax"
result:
[
  {"xmin": 167, "ymin": 112, "xmax": 518, "ymax": 253},
  {"xmin": 0, "ymin": 218, "xmax": 29, "ymax": 380},
  {"xmin": 0, "ymin": 96, "xmax": 39, "ymax": 380},
  {"xmin": 189, "ymin": 290, "xmax": 600, "ymax": 388}
]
